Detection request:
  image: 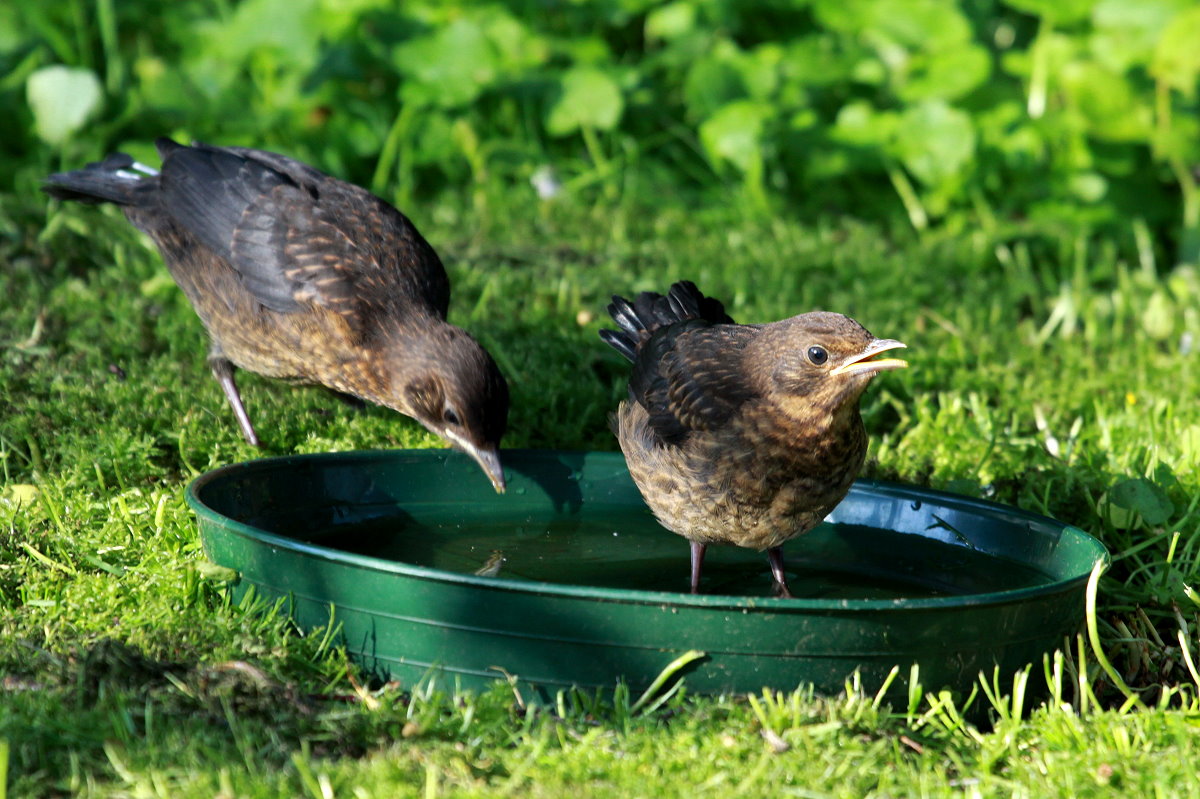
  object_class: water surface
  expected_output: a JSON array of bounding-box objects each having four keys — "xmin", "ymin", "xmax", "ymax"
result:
[{"xmin": 262, "ymin": 504, "xmax": 1053, "ymax": 599}]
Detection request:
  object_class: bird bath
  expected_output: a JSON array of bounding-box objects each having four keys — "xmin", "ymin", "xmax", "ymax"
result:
[{"xmin": 187, "ymin": 449, "xmax": 1107, "ymax": 699}]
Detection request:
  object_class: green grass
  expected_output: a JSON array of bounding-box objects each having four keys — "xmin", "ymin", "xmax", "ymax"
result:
[{"xmin": 3, "ymin": 181, "xmax": 1200, "ymax": 797}]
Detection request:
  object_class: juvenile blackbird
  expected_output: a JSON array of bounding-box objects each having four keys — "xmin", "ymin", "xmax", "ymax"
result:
[
  {"xmin": 600, "ymin": 281, "xmax": 907, "ymax": 596},
  {"xmin": 44, "ymin": 138, "xmax": 509, "ymax": 491}
]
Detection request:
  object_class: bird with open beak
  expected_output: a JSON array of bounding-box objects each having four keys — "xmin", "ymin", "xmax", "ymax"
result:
[
  {"xmin": 601, "ymin": 281, "xmax": 907, "ymax": 595},
  {"xmin": 44, "ymin": 138, "xmax": 509, "ymax": 491}
]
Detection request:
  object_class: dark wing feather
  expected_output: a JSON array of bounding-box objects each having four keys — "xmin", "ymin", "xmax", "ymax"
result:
[
  {"xmin": 665, "ymin": 280, "xmax": 735, "ymax": 325},
  {"xmin": 155, "ymin": 139, "xmax": 449, "ymax": 329},
  {"xmin": 157, "ymin": 141, "xmax": 309, "ymax": 313},
  {"xmin": 630, "ymin": 322, "xmax": 760, "ymax": 444},
  {"xmin": 601, "ymin": 281, "xmax": 736, "ymax": 365},
  {"xmin": 214, "ymin": 143, "xmax": 329, "ymax": 187}
]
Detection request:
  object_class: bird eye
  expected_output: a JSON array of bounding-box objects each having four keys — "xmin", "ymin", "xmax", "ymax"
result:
[
  {"xmin": 807, "ymin": 346, "xmax": 829, "ymax": 365},
  {"xmin": 443, "ymin": 407, "xmax": 461, "ymax": 426}
]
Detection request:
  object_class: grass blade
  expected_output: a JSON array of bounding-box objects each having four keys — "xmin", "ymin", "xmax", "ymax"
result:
[{"xmin": 629, "ymin": 650, "xmax": 705, "ymax": 714}]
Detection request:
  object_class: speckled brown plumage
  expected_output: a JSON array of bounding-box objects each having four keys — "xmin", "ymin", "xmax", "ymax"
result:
[
  {"xmin": 600, "ymin": 281, "xmax": 907, "ymax": 596},
  {"xmin": 45, "ymin": 138, "xmax": 509, "ymax": 490}
]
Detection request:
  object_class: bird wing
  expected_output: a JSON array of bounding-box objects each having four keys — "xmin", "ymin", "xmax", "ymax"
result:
[
  {"xmin": 630, "ymin": 321, "xmax": 761, "ymax": 444},
  {"xmin": 155, "ymin": 140, "xmax": 449, "ymax": 331}
]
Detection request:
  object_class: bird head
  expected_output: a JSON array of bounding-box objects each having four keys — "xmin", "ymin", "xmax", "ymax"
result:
[
  {"xmin": 762, "ymin": 311, "xmax": 907, "ymax": 416},
  {"xmin": 394, "ymin": 328, "xmax": 510, "ymax": 493}
]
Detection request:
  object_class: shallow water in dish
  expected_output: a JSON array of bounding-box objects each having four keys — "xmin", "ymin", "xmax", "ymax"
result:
[{"xmin": 270, "ymin": 505, "xmax": 1054, "ymax": 599}]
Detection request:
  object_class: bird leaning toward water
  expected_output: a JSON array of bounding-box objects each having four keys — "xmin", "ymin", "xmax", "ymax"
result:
[
  {"xmin": 600, "ymin": 281, "xmax": 908, "ymax": 596},
  {"xmin": 44, "ymin": 138, "xmax": 509, "ymax": 491}
]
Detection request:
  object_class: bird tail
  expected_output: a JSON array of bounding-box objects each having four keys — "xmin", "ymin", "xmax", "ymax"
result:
[
  {"xmin": 43, "ymin": 152, "xmax": 160, "ymax": 206},
  {"xmin": 599, "ymin": 280, "xmax": 733, "ymax": 363}
]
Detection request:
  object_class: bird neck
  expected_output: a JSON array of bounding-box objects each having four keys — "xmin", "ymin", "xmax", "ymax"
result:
[
  {"xmin": 374, "ymin": 311, "xmax": 459, "ymax": 359},
  {"xmin": 370, "ymin": 316, "xmax": 477, "ymax": 410},
  {"xmin": 767, "ymin": 397, "xmax": 868, "ymax": 478}
]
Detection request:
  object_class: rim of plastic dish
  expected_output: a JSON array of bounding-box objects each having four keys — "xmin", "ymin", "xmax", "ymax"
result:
[{"xmin": 186, "ymin": 449, "xmax": 1110, "ymax": 613}]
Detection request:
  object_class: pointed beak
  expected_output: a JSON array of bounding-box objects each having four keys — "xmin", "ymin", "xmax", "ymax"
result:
[
  {"xmin": 471, "ymin": 445, "xmax": 507, "ymax": 494},
  {"xmin": 441, "ymin": 429, "xmax": 507, "ymax": 493},
  {"xmin": 830, "ymin": 338, "xmax": 909, "ymax": 377}
]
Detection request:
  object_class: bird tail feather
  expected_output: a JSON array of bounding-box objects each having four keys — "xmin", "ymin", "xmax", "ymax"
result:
[
  {"xmin": 43, "ymin": 153, "xmax": 159, "ymax": 206},
  {"xmin": 599, "ymin": 280, "xmax": 732, "ymax": 363}
]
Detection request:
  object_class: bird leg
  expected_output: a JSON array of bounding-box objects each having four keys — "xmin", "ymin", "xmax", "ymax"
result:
[
  {"xmin": 767, "ymin": 547, "xmax": 793, "ymax": 598},
  {"xmin": 689, "ymin": 541, "xmax": 707, "ymax": 594},
  {"xmin": 208, "ymin": 353, "xmax": 259, "ymax": 446}
]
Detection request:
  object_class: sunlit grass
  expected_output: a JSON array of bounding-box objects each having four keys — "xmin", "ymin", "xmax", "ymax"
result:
[{"xmin": 2, "ymin": 181, "xmax": 1200, "ymax": 796}]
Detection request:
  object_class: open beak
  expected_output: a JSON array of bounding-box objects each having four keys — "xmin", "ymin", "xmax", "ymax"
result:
[
  {"xmin": 830, "ymin": 338, "xmax": 908, "ymax": 377},
  {"xmin": 442, "ymin": 429, "xmax": 507, "ymax": 493}
]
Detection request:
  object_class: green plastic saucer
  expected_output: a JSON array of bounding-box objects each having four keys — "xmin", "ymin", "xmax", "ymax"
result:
[{"xmin": 187, "ymin": 449, "xmax": 1108, "ymax": 698}]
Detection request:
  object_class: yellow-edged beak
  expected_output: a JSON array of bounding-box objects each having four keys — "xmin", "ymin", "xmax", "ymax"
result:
[
  {"xmin": 442, "ymin": 429, "xmax": 507, "ymax": 493},
  {"xmin": 830, "ymin": 338, "xmax": 908, "ymax": 377}
]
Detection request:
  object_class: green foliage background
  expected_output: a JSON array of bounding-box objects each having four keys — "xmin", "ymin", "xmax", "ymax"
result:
[
  {"xmin": 4, "ymin": 0, "xmax": 1200, "ymax": 259},
  {"xmin": 4, "ymin": 3, "xmax": 1200, "ymax": 796}
]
